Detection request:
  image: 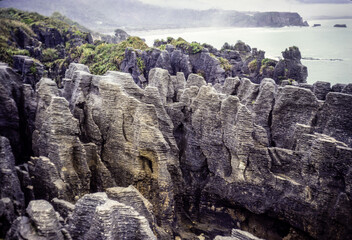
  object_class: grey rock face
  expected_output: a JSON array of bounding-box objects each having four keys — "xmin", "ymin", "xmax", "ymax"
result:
[
  {"xmin": 121, "ymin": 40, "xmax": 307, "ymax": 87},
  {"xmin": 313, "ymin": 81, "xmax": 331, "ymax": 100},
  {"xmin": 0, "ymin": 63, "xmax": 36, "ymax": 164},
  {"xmin": 332, "ymin": 83, "xmax": 347, "ymax": 92},
  {"xmin": 0, "ymin": 198, "xmax": 16, "ymax": 238},
  {"xmin": 214, "ymin": 229, "xmax": 264, "ymax": 240},
  {"xmin": 32, "ymin": 25, "xmax": 64, "ymax": 48},
  {"xmin": 30, "ymin": 64, "xmax": 179, "ymax": 236},
  {"xmin": 113, "ymin": 29, "xmax": 130, "ymax": 43},
  {"xmin": 315, "ymin": 92, "xmax": 352, "ymax": 147},
  {"xmin": 273, "ymin": 47, "xmax": 308, "ymax": 84},
  {"xmin": 106, "ymin": 186, "xmax": 155, "ymax": 227},
  {"xmin": 32, "ymin": 78, "xmax": 92, "ymax": 201},
  {"xmin": 68, "ymin": 192, "xmax": 156, "ymax": 240},
  {"xmin": 1, "ymin": 60, "xmax": 351, "ymax": 240},
  {"xmin": 51, "ymin": 198, "xmax": 75, "ymax": 220},
  {"xmin": 272, "ymin": 86, "xmax": 319, "ymax": 149},
  {"xmin": 6, "ymin": 200, "xmax": 66, "ymax": 240},
  {"xmin": 0, "ymin": 137, "xmax": 24, "ymax": 210},
  {"xmin": 342, "ymin": 83, "xmax": 352, "ymax": 94},
  {"xmin": 13, "ymin": 55, "xmax": 44, "ymax": 89},
  {"xmin": 252, "ymin": 12, "xmax": 308, "ymax": 27},
  {"xmin": 189, "ymin": 50, "xmax": 226, "ymax": 84},
  {"xmin": 172, "ymin": 74, "xmax": 352, "ymax": 239},
  {"xmin": 0, "ymin": 138, "xmax": 25, "ymax": 237}
]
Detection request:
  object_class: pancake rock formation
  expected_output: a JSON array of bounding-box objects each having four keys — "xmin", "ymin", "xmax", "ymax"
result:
[{"xmin": 0, "ymin": 62, "xmax": 352, "ymax": 240}]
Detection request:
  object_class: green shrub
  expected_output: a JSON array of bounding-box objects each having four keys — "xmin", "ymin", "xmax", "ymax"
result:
[
  {"xmin": 72, "ymin": 36, "xmax": 148, "ymax": 75},
  {"xmin": 189, "ymin": 42, "xmax": 203, "ymax": 54},
  {"xmin": 218, "ymin": 57, "xmax": 232, "ymax": 71},
  {"xmin": 29, "ymin": 63, "xmax": 37, "ymax": 74},
  {"xmin": 42, "ymin": 48, "xmax": 59, "ymax": 62},
  {"xmin": 248, "ymin": 59, "xmax": 258, "ymax": 72},
  {"xmin": 137, "ymin": 57, "xmax": 145, "ymax": 72}
]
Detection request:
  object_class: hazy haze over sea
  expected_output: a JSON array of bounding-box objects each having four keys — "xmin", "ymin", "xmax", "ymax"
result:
[{"xmin": 130, "ymin": 18, "xmax": 352, "ymax": 85}]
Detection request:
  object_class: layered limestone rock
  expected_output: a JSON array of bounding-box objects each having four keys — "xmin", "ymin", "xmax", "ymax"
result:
[
  {"xmin": 167, "ymin": 73, "xmax": 352, "ymax": 239},
  {"xmin": 31, "ymin": 78, "xmax": 93, "ymax": 201},
  {"xmin": 68, "ymin": 192, "xmax": 156, "ymax": 240},
  {"xmin": 29, "ymin": 64, "xmax": 180, "ymax": 236},
  {"xmin": 214, "ymin": 229, "xmax": 264, "ymax": 240},
  {"xmin": 1, "ymin": 61, "xmax": 352, "ymax": 239},
  {"xmin": 0, "ymin": 63, "xmax": 36, "ymax": 164},
  {"xmin": 0, "ymin": 137, "xmax": 25, "ymax": 237},
  {"xmin": 121, "ymin": 41, "xmax": 307, "ymax": 88},
  {"xmin": 6, "ymin": 200, "xmax": 67, "ymax": 240},
  {"xmin": 273, "ymin": 46, "xmax": 308, "ymax": 84},
  {"xmin": 13, "ymin": 55, "xmax": 44, "ymax": 89}
]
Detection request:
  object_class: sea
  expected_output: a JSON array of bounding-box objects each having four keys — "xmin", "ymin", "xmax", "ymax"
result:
[{"xmin": 130, "ymin": 19, "xmax": 352, "ymax": 85}]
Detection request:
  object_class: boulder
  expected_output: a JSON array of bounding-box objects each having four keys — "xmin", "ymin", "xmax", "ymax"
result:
[
  {"xmin": 6, "ymin": 200, "xmax": 66, "ymax": 240},
  {"xmin": 272, "ymin": 86, "xmax": 319, "ymax": 149},
  {"xmin": 313, "ymin": 81, "xmax": 331, "ymax": 100},
  {"xmin": 13, "ymin": 55, "xmax": 44, "ymax": 89},
  {"xmin": 315, "ymin": 92, "xmax": 352, "ymax": 147},
  {"xmin": 214, "ymin": 229, "xmax": 264, "ymax": 240},
  {"xmin": 341, "ymin": 83, "xmax": 352, "ymax": 94},
  {"xmin": 331, "ymin": 83, "xmax": 346, "ymax": 93},
  {"xmin": 68, "ymin": 193, "xmax": 156, "ymax": 240},
  {"xmin": 273, "ymin": 47, "xmax": 308, "ymax": 84}
]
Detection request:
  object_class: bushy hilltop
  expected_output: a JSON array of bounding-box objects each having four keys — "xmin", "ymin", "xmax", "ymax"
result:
[{"xmin": 0, "ymin": 8, "xmax": 138, "ymax": 84}]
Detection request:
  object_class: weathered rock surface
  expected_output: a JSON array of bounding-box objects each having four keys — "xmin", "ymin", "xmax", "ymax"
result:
[
  {"xmin": 0, "ymin": 63, "xmax": 36, "ymax": 164},
  {"xmin": 315, "ymin": 92, "xmax": 352, "ymax": 147},
  {"xmin": 214, "ymin": 229, "xmax": 264, "ymax": 240},
  {"xmin": 1, "ymin": 61, "xmax": 352, "ymax": 240},
  {"xmin": 6, "ymin": 200, "xmax": 67, "ymax": 240},
  {"xmin": 0, "ymin": 137, "xmax": 25, "ymax": 237},
  {"xmin": 312, "ymin": 81, "xmax": 331, "ymax": 100},
  {"xmin": 68, "ymin": 192, "xmax": 156, "ymax": 240},
  {"xmin": 121, "ymin": 41, "xmax": 307, "ymax": 88},
  {"xmin": 13, "ymin": 55, "xmax": 44, "ymax": 89},
  {"xmin": 273, "ymin": 47, "xmax": 308, "ymax": 84},
  {"xmin": 28, "ymin": 63, "xmax": 180, "ymax": 236}
]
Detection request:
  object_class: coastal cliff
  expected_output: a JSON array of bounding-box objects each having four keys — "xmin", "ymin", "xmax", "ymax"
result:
[
  {"xmin": 1, "ymin": 8, "xmax": 351, "ymax": 240},
  {"xmin": 1, "ymin": 60, "xmax": 352, "ymax": 240}
]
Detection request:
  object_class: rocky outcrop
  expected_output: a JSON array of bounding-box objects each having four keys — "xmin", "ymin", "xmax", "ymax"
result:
[
  {"xmin": 13, "ymin": 55, "xmax": 44, "ymax": 89},
  {"xmin": 252, "ymin": 12, "xmax": 308, "ymax": 28},
  {"xmin": 315, "ymin": 92, "xmax": 352, "ymax": 147},
  {"xmin": 6, "ymin": 200, "xmax": 67, "ymax": 240},
  {"xmin": 313, "ymin": 81, "xmax": 331, "ymax": 100},
  {"xmin": 68, "ymin": 192, "xmax": 156, "ymax": 240},
  {"xmin": 215, "ymin": 229, "xmax": 264, "ymax": 240},
  {"xmin": 334, "ymin": 24, "xmax": 347, "ymax": 28},
  {"xmin": 0, "ymin": 63, "xmax": 36, "ymax": 164},
  {"xmin": 121, "ymin": 40, "xmax": 307, "ymax": 87},
  {"xmin": 98, "ymin": 29, "xmax": 130, "ymax": 44},
  {"xmin": 166, "ymin": 71, "xmax": 352, "ymax": 239},
  {"xmin": 27, "ymin": 64, "xmax": 180, "ymax": 236},
  {"xmin": 0, "ymin": 137, "xmax": 25, "ymax": 237},
  {"xmin": 273, "ymin": 46, "xmax": 308, "ymax": 84},
  {"xmin": 1, "ymin": 61, "xmax": 352, "ymax": 240}
]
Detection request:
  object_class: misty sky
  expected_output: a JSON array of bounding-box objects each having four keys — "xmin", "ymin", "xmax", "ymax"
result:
[{"xmin": 140, "ymin": 0, "xmax": 352, "ymax": 18}]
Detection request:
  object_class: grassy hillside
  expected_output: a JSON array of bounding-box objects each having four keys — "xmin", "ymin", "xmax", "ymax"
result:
[{"xmin": 0, "ymin": 8, "xmax": 148, "ymax": 81}]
